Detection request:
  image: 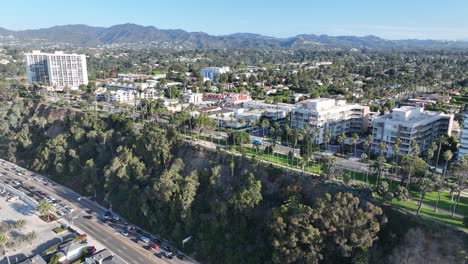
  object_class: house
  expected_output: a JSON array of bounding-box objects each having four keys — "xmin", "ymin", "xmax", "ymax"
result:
[
  {"xmin": 18, "ymin": 255, "xmax": 47, "ymax": 264},
  {"xmin": 58, "ymin": 241, "xmax": 87, "ymax": 262}
]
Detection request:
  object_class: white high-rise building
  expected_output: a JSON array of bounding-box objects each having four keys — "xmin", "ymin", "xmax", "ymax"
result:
[
  {"xmin": 290, "ymin": 98, "xmax": 370, "ymax": 144},
  {"xmin": 25, "ymin": 51, "xmax": 88, "ymax": 89},
  {"xmin": 458, "ymin": 106, "xmax": 468, "ymax": 160},
  {"xmin": 372, "ymin": 106, "xmax": 453, "ymax": 157}
]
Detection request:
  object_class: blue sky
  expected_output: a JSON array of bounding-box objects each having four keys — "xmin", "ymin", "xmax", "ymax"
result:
[{"xmin": 1, "ymin": 0, "xmax": 468, "ymax": 40}]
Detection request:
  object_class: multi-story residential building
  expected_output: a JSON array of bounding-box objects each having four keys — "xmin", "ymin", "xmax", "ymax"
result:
[
  {"xmin": 201, "ymin": 67, "xmax": 230, "ymax": 81},
  {"xmin": 291, "ymin": 98, "xmax": 369, "ymax": 144},
  {"xmin": 108, "ymin": 90, "xmax": 136, "ymax": 103},
  {"xmin": 458, "ymin": 106, "xmax": 468, "ymax": 160},
  {"xmin": 182, "ymin": 91, "xmax": 203, "ymax": 104},
  {"xmin": 243, "ymin": 100, "xmax": 293, "ymax": 120},
  {"xmin": 25, "ymin": 51, "xmax": 88, "ymax": 89},
  {"xmin": 372, "ymin": 106, "xmax": 453, "ymax": 157}
]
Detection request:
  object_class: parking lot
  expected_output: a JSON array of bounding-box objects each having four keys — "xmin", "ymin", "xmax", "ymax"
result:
[{"xmin": 0, "ymin": 195, "xmax": 68, "ymax": 263}]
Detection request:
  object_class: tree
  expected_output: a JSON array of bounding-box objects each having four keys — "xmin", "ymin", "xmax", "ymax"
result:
[
  {"xmin": 435, "ymin": 135, "xmax": 448, "ymax": 168},
  {"xmin": 416, "ymin": 177, "xmax": 434, "ymax": 215},
  {"xmin": 376, "ymin": 181, "xmax": 392, "ymax": 204},
  {"xmin": 312, "ymin": 192, "xmax": 383, "ymax": 258},
  {"xmin": 350, "ymin": 133, "xmax": 359, "ymax": 157},
  {"xmin": 392, "ymin": 138, "xmax": 401, "ymax": 178},
  {"xmin": 337, "ymin": 133, "xmax": 347, "ymax": 155},
  {"xmin": 434, "ymin": 150, "xmax": 453, "ymax": 212},
  {"xmin": 0, "ymin": 233, "xmax": 9, "ymax": 264},
  {"xmin": 321, "ymin": 156, "xmax": 337, "ymax": 181},
  {"xmin": 363, "ymin": 135, "xmax": 373, "ymax": 159},
  {"xmin": 229, "ymin": 173, "xmax": 262, "ymax": 212},
  {"xmin": 451, "ymin": 155, "xmax": 468, "ymax": 217},
  {"xmin": 37, "ymin": 199, "xmax": 56, "ymax": 222},
  {"xmin": 271, "ymin": 198, "xmax": 322, "ymax": 264},
  {"xmin": 324, "ymin": 130, "xmax": 331, "ymax": 152},
  {"xmin": 393, "ymin": 185, "xmax": 409, "ymax": 202}
]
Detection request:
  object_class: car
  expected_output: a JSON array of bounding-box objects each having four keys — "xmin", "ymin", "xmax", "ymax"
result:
[
  {"xmin": 85, "ymin": 209, "xmax": 93, "ymax": 214},
  {"xmin": 176, "ymin": 253, "xmax": 185, "ymax": 260},
  {"xmin": 112, "ymin": 215, "xmax": 120, "ymax": 221},
  {"xmin": 153, "ymin": 238, "xmax": 162, "ymax": 245},
  {"xmin": 104, "ymin": 211, "xmax": 112, "ymax": 218},
  {"xmin": 155, "ymin": 252, "xmax": 164, "ymax": 259},
  {"xmin": 252, "ymin": 139, "xmax": 263, "ymax": 146},
  {"xmin": 140, "ymin": 236, "xmax": 150, "ymax": 243},
  {"xmin": 150, "ymin": 243, "xmax": 159, "ymax": 250},
  {"xmin": 120, "ymin": 230, "xmax": 129, "ymax": 236},
  {"xmin": 164, "ymin": 252, "xmax": 174, "ymax": 259},
  {"xmin": 161, "ymin": 243, "xmax": 172, "ymax": 252},
  {"xmin": 83, "ymin": 215, "xmax": 93, "ymax": 219}
]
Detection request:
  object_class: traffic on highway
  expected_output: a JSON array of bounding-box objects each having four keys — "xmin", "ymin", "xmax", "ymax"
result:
[{"xmin": 0, "ymin": 158, "xmax": 195, "ymax": 264}]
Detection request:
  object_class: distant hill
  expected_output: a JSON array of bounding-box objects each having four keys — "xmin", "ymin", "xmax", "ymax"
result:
[{"xmin": 1, "ymin": 23, "xmax": 468, "ymax": 49}]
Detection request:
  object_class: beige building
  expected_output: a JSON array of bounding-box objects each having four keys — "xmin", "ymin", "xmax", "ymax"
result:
[
  {"xmin": 372, "ymin": 106, "xmax": 453, "ymax": 157},
  {"xmin": 291, "ymin": 98, "xmax": 370, "ymax": 144}
]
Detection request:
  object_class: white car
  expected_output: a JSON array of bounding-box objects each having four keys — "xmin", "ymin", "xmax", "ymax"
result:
[{"xmin": 140, "ymin": 236, "xmax": 150, "ymax": 243}]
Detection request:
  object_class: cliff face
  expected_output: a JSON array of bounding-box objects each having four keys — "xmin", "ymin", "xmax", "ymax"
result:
[{"xmin": 2, "ymin": 102, "xmax": 466, "ymax": 263}]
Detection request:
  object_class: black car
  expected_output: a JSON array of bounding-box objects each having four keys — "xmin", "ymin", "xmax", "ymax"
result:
[
  {"xmin": 176, "ymin": 253, "xmax": 185, "ymax": 260},
  {"xmin": 155, "ymin": 252, "xmax": 164, "ymax": 259},
  {"xmin": 153, "ymin": 238, "xmax": 162, "ymax": 245},
  {"xmin": 83, "ymin": 215, "xmax": 93, "ymax": 219}
]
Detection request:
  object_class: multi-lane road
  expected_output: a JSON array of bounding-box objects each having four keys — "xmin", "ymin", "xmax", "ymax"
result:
[{"xmin": 0, "ymin": 158, "xmax": 195, "ymax": 264}]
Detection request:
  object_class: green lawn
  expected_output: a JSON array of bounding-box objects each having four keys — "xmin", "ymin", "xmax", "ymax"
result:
[
  {"xmin": 391, "ymin": 199, "xmax": 466, "ymax": 229},
  {"xmin": 233, "ymin": 146, "xmax": 322, "ymax": 174},
  {"xmin": 409, "ymin": 190, "xmax": 468, "ymax": 216},
  {"xmin": 231, "ymin": 141, "xmax": 467, "ymax": 230}
]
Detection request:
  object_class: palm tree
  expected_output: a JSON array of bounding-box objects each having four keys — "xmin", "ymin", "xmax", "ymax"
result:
[
  {"xmin": 416, "ymin": 177, "xmax": 434, "ymax": 215},
  {"xmin": 392, "ymin": 138, "xmax": 401, "ymax": 180},
  {"xmin": 405, "ymin": 140, "xmax": 420, "ymax": 189},
  {"xmin": 0, "ymin": 233, "xmax": 9, "ymax": 264},
  {"xmin": 337, "ymin": 133, "xmax": 347, "ymax": 155},
  {"xmin": 377, "ymin": 141, "xmax": 387, "ymax": 186},
  {"xmin": 435, "ymin": 135, "xmax": 448, "ymax": 170},
  {"xmin": 324, "ymin": 130, "xmax": 331, "ymax": 152},
  {"xmin": 434, "ymin": 150, "xmax": 453, "ymax": 212},
  {"xmin": 350, "ymin": 133, "xmax": 359, "ymax": 157},
  {"xmin": 361, "ymin": 153, "xmax": 369, "ymax": 184},
  {"xmin": 365, "ymin": 134, "xmax": 373, "ymax": 158},
  {"xmin": 37, "ymin": 199, "xmax": 55, "ymax": 222}
]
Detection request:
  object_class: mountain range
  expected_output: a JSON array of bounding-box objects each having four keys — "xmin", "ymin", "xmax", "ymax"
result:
[{"xmin": 1, "ymin": 23, "xmax": 468, "ymax": 50}]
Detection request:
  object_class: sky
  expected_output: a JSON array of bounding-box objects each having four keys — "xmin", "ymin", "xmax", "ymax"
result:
[{"xmin": 1, "ymin": 0, "xmax": 468, "ymax": 40}]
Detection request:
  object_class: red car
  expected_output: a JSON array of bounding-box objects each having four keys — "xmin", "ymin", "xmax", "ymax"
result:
[{"xmin": 150, "ymin": 243, "xmax": 159, "ymax": 250}]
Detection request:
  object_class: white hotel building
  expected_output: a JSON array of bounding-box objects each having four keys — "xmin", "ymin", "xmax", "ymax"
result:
[
  {"xmin": 372, "ymin": 106, "xmax": 453, "ymax": 157},
  {"xmin": 25, "ymin": 51, "xmax": 88, "ymax": 89},
  {"xmin": 291, "ymin": 98, "xmax": 370, "ymax": 144}
]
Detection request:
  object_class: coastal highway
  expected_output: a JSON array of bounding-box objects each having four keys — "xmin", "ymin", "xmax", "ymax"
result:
[{"xmin": 0, "ymin": 158, "xmax": 195, "ymax": 264}]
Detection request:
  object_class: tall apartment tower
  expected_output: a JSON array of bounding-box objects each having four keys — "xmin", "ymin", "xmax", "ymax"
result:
[{"xmin": 25, "ymin": 51, "xmax": 88, "ymax": 89}]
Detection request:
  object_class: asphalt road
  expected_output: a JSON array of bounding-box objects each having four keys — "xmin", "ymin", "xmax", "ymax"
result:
[{"xmin": 0, "ymin": 158, "xmax": 195, "ymax": 264}]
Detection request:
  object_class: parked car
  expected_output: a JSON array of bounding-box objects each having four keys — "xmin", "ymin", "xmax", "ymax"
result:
[
  {"xmin": 120, "ymin": 230, "xmax": 129, "ymax": 236},
  {"xmin": 140, "ymin": 236, "xmax": 150, "ymax": 243},
  {"xmin": 150, "ymin": 243, "xmax": 159, "ymax": 250},
  {"xmin": 252, "ymin": 139, "xmax": 263, "ymax": 145}
]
